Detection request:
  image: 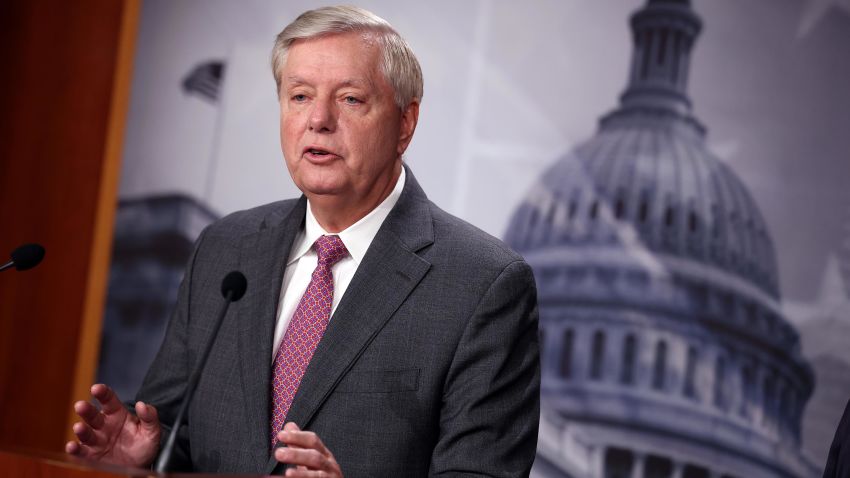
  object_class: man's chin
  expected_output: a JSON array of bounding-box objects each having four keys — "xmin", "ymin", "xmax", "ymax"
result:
[
  {"xmin": 299, "ymin": 181, "xmax": 348, "ymax": 199},
  {"xmin": 293, "ymin": 168, "xmax": 346, "ymax": 193}
]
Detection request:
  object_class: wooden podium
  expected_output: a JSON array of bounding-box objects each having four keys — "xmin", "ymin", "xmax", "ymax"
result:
[{"xmin": 0, "ymin": 449, "xmax": 272, "ymax": 477}]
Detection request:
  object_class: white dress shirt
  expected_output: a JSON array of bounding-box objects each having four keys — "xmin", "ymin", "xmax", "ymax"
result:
[{"xmin": 271, "ymin": 167, "xmax": 406, "ymax": 361}]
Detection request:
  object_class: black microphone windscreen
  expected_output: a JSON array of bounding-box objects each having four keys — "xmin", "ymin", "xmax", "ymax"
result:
[
  {"xmin": 221, "ymin": 271, "xmax": 247, "ymax": 301},
  {"xmin": 10, "ymin": 243, "xmax": 45, "ymax": 271}
]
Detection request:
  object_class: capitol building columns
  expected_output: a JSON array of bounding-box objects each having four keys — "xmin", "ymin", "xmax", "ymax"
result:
[
  {"xmin": 589, "ymin": 444, "xmax": 605, "ymax": 478},
  {"xmin": 635, "ymin": 327, "xmax": 655, "ymax": 392},
  {"xmin": 728, "ymin": 355, "xmax": 745, "ymax": 421},
  {"xmin": 669, "ymin": 461, "xmax": 683, "ymax": 478},
  {"xmin": 630, "ymin": 452, "xmax": 646, "ymax": 478},
  {"xmin": 572, "ymin": 320, "xmax": 593, "ymax": 383}
]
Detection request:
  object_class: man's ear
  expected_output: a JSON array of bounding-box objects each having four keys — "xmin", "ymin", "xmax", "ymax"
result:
[{"xmin": 397, "ymin": 101, "xmax": 420, "ymax": 156}]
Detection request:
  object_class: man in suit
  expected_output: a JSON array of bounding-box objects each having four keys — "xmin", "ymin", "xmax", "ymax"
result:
[{"xmin": 66, "ymin": 6, "xmax": 540, "ymax": 477}]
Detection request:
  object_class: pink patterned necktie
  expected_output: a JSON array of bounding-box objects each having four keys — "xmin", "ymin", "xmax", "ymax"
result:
[{"xmin": 270, "ymin": 234, "xmax": 348, "ymax": 448}]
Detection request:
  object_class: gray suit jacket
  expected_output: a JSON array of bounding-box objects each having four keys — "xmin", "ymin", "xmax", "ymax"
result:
[{"xmin": 137, "ymin": 167, "xmax": 540, "ymax": 476}]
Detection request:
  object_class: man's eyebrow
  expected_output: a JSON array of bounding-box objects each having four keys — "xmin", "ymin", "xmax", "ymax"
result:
[
  {"xmin": 283, "ymin": 76, "xmax": 373, "ymax": 88},
  {"xmin": 338, "ymin": 78, "xmax": 371, "ymax": 88},
  {"xmin": 284, "ymin": 76, "xmax": 307, "ymax": 85}
]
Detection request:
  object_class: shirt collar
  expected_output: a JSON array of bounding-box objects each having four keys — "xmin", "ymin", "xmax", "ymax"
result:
[{"xmin": 288, "ymin": 166, "xmax": 406, "ymax": 266}]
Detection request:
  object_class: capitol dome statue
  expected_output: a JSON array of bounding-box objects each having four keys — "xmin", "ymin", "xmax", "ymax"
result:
[{"xmin": 505, "ymin": 1, "xmax": 818, "ymax": 477}]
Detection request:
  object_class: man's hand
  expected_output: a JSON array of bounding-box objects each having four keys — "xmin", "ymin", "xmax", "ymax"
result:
[
  {"xmin": 274, "ymin": 422, "xmax": 343, "ymax": 477},
  {"xmin": 65, "ymin": 384, "xmax": 161, "ymax": 468}
]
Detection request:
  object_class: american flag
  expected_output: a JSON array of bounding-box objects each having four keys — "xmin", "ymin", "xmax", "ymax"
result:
[{"xmin": 182, "ymin": 61, "xmax": 225, "ymax": 103}]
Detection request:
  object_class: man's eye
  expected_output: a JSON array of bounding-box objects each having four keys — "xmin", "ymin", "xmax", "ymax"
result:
[
  {"xmin": 344, "ymin": 96, "xmax": 361, "ymax": 105},
  {"xmin": 292, "ymin": 94, "xmax": 307, "ymax": 102}
]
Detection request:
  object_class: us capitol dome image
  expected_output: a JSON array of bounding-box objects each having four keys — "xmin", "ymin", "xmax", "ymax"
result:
[{"xmin": 505, "ymin": 1, "xmax": 819, "ymax": 477}]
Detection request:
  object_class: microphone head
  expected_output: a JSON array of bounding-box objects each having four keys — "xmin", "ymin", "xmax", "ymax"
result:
[
  {"xmin": 221, "ymin": 271, "xmax": 247, "ymax": 302},
  {"xmin": 10, "ymin": 243, "xmax": 45, "ymax": 271}
]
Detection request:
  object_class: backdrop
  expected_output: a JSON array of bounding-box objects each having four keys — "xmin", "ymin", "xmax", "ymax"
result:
[{"xmin": 98, "ymin": 1, "xmax": 850, "ymax": 477}]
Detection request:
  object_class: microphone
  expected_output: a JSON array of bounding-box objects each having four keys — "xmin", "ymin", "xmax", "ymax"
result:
[
  {"xmin": 0, "ymin": 243, "xmax": 45, "ymax": 272},
  {"xmin": 154, "ymin": 271, "xmax": 247, "ymax": 473},
  {"xmin": 221, "ymin": 271, "xmax": 248, "ymax": 302}
]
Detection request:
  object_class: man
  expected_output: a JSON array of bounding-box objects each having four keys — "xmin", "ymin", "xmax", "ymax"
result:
[{"xmin": 66, "ymin": 6, "xmax": 539, "ymax": 477}]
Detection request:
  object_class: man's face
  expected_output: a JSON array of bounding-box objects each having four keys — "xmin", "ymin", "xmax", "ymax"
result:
[{"xmin": 278, "ymin": 32, "xmax": 417, "ymax": 205}]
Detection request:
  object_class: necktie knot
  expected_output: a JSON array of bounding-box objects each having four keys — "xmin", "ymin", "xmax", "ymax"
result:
[{"xmin": 314, "ymin": 234, "xmax": 347, "ymax": 267}]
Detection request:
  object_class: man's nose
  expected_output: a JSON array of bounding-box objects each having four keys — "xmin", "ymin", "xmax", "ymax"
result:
[{"xmin": 308, "ymin": 99, "xmax": 336, "ymax": 133}]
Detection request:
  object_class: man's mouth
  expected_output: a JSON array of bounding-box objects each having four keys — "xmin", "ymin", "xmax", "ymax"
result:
[{"xmin": 304, "ymin": 146, "xmax": 338, "ymax": 159}]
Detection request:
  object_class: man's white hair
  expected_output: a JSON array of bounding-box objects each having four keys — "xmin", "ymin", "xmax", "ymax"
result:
[{"xmin": 271, "ymin": 5, "xmax": 424, "ymax": 109}]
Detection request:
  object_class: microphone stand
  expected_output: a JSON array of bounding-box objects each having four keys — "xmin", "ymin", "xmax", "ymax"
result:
[{"xmin": 154, "ymin": 272, "xmax": 245, "ymax": 473}]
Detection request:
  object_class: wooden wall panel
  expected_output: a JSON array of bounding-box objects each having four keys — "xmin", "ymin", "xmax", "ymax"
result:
[{"xmin": 0, "ymin": 0, "xmax": 139, "ymax": 452}]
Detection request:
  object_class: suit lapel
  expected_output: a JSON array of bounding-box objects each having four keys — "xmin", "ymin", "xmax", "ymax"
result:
[
  {"xmin": 237, "ymin": 198, "xmax": 306, "ymax": 470},
  {"xmin": 265, "ymin": 166, "xmax": 435, "ymax": 473}
]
